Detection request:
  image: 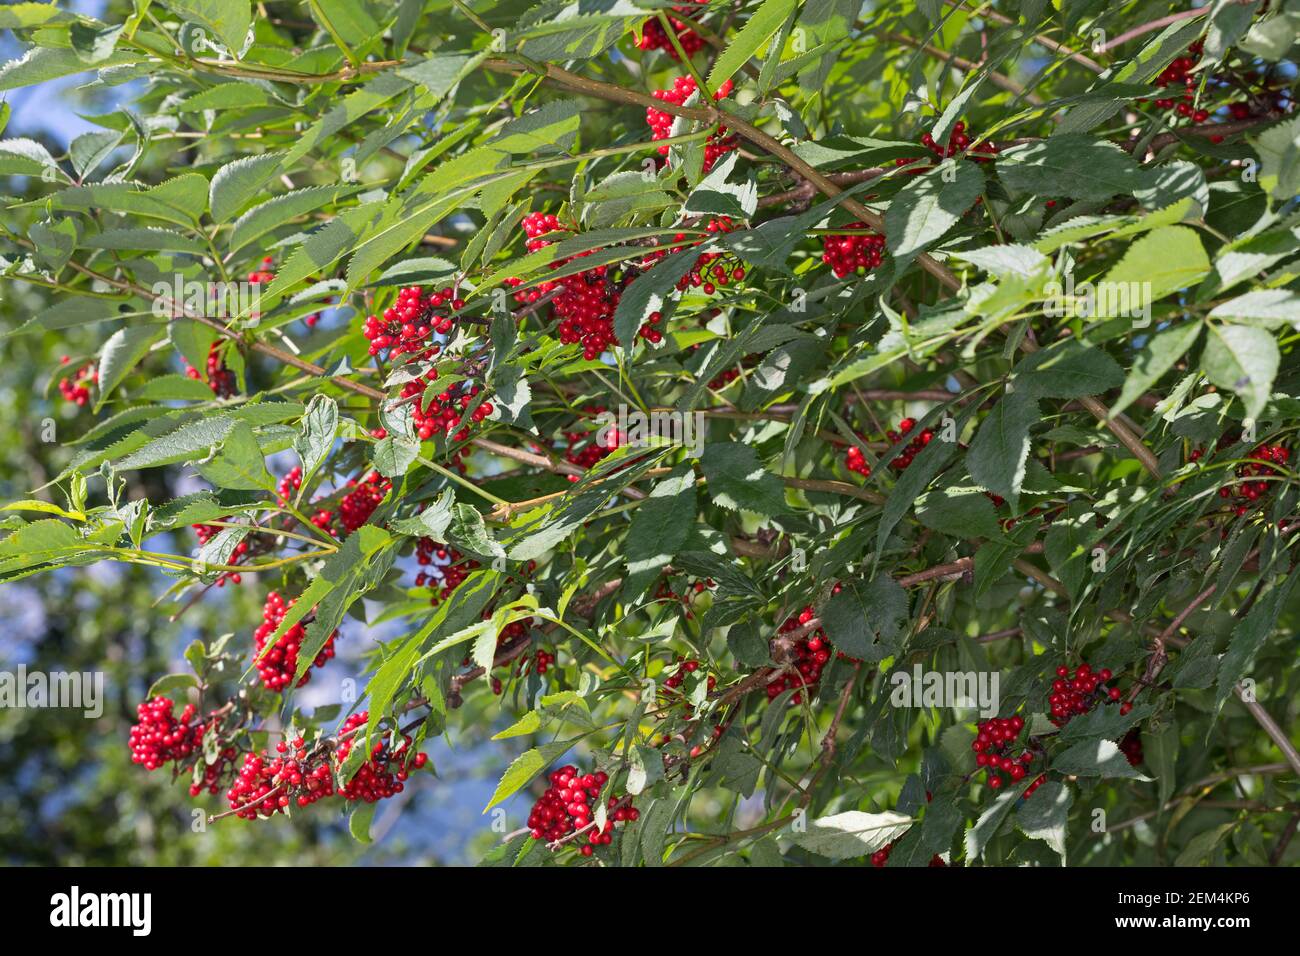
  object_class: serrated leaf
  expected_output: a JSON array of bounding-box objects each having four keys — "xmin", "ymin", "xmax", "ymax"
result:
[
  {"xmin": 1201, "ymin": 322, "xmax": 1279, "ymax": 421},
  {"xmin": 791, "ymin": 810, "xmax": 912, "ymax": 860},
  {"xmin": 699, "ymin": 442, "xmax": 789, "ymax": 517},
  {"xmin": 94, "ymin": 325, "xmax": 163, "ymax": 412}
]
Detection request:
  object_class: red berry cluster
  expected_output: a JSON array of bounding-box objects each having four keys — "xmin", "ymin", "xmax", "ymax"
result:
[
  {"xmin": 1119, "ymin": 728, "xmax": 1143, "ymax": 767},
  {"xmin": 338, "ymin": 471, "xmax": 390, "ymax": 534},
  {"xmin": 246, "ymin": 256, "xmax": 274, "ymax": 285},
  {"xmin": 919, "ymin": 121, "xmax": 1000, "ymax": 162},
  {"xmin": 1049, "ymin": 662, "xmax": 1123, "ymax": 727},
  {"xmin": 1208, "ymin": 442, "xmax": 1290, "ymax": 517},
  {"xmin": 334, "ymin": 712, "xmax": 427, "ymax": 803},
  {"xmin": 821, "ymin": 223, "xmax": 886, "ymax": 278},
  {"xmin": 253, "ymin": 591, "xmax": 339, "ymax": 692},
  {"xmin": 226, "ymin": 737, "xmax": 335, "ymax": 819},
  {"xmin": 884, "ymin": 417, "xmax": 935, "ymax": 472},
  {"xmin": 636, "ymin": 13, "xmax": 703, "ymax": 59},
  {"xmin": 509, "ymin": 212, "xmax": 626, "ymax": 359},
  {"xmin": 277, "ymin": 465, "xmax": 302, "ymax": 504},
  {"xmin": 647, "ymin": 76, "xmax": 737, "ymax": 172},
  {"xmin": 415, "ymin": 541, "xmax": 480, "ymax": 604},
  {"xmin": 184, "ymin": 341, "xmax": 235, "ymax": 398},
  {"xmin": 58, "ymin": 360, "xmax": 97, "ymax": 407},
  {"xmin": 362, "ymin": 284, "xmax": 462, "ymax": 361},
  {"xmin": 972, "ymin": 715, "xmax": 1032, "ymax": 789},
  {"xmin": 870, "ymin": 840, "xmax": 947, "ymax": 867},
  {"xmin": 527, "ymin": 765, "xmax": 636, "ymax": 855},
  {"xmin": 128, "ymin": 696, "xmax": 206, "ymax": 771},
  {"xmin": 845, "ymin": 444, "xmax": 872, "ymax": 477},
  {"xmin": 644, "ymin": 217, "xmax": 746, "ymax": 299},
  {"xmin": 663, "ymin": 657, "xmax": 717, "ymax": 693},
  {"xmin": 1151, "ymin": 40, "xmax": 1210, "ymax": 119},
  {"xmin": 400, "ymin": 373, "xmax": 493, "ymax": 443},
  {"xmin": 770, "ymin": 603, "xmax": 839, "ymax": 704}
]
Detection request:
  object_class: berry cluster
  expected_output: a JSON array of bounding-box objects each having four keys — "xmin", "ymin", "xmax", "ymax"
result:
[
  {"xmin": 527, "ymin": 765, "xmax": 636, "ymax": 854},
  {"xmin": 1151, "ymin": 40, "xmax": 1210, "ymax": 119},
  {"xmin": 1049, "ymin": 662, "xmax": 1125, "ymax": 726},
  {"xmin": 845, "ymin": 444, "xmax": 872, "ymax": 477},
  {"xmin": 58, "ymin": 360, "xmax": 96, "ymax": 407},
  {"xmin": 770, "ymin": 602, "xmax": 842, "ymax": 704},
  {"xmin": 128, "ymin": 697, "xmax": 206, "ymax": 771},
  {"xmin": 415, "ymin": 541, "xmax": 480, "ymax": 604},
  {"xmin": 334, "ymin": 712, "xmax": 427, "ymax": 803},
  {"xmin": 971, "ymin": 715, "xmax": 1032, "ymax": 790},
  {"xmin": 563, "ymin": 412, "xmax": 622, "ymax": 472},
  {"xmin": 663, "ymin": 657, "xmax": 717, "ymax": 693},
  {"xmin": 870, "ymin": 839, "xmax": 947, "ymax": 867},
  {"xmin": 226, "ymin": 738, "xmax": 335, "ymax": 819},
  {"xmin": 184, "ymin": 342, "xmax": 235, "ymax": 398},
  {"xmin": 636, "ymin": 13, "xmax": 703, "ymax": 59},
  {"xmin": 246, "ymin": 256, "xmax": 275, "ymax": 285},
  {"xmin": 644, "ymin": 217, "xmax": 746, "ymax": 299},
  {"xmin": 884, "ymin": 417, "xmax": 935, "ymax": 472},
  {"xmin": 1212, "ymin": 442, "xmax": 1290, "ymax": 517},
  {"xmin": 252, "ymin": 591, "xmax": 339, "ymax": 692},
  {"xmin": 400, "ymin": 374, "xmax": 493, "ymax": 443},
  {"xmin": 920, "ymin": 121, "xmax": 1000, "ymax": 162},
  {"xmin": 277, "ymin": 465, "xmax": 302, "ymax": 504},
  {"xmin": 646, "ymin": 76, "xmax": 737, "ymax": 172},
  {"xmin": 509, "ymin": 212, "xmax": 625, "ymax": 359},
  {"xmin": 821, "ymin": 224, "xmax": 886, "ymax": 278},
  {"xmin": 338, "ymin": 471, "xmax": 391, "ymax": 534},
  {"xmin": 362, "ymin": 284, "xmax": 462, "ymax": 361}
]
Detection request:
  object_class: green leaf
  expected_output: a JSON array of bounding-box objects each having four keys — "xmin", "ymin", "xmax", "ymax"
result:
[
  {"xmin": 484, "ymin": 739, "xmax": 579, "ymax": 811},
  {"xmin": 94, "ymin": 325, "xmax": 163, "ymax": 412},
  {"xmin": 1014, "ymin": 780, "xmax": 1072, "ymax": 864},
  {"xmin": 997, "ymin": 134, "xmax": 1143, "ymax": 201},
  {"xmin": 293, "ymin": 395, "xmax": 338, "ymax": 485},
  {"xmin": 193, "ymin": 421, "xmax": 273, "ymax": 491},
  {"xmin": 965, "ymin": 779, "xmax": 1031, "ymax": 861},
  {"xmin": 84, "ymin": 227, "xmax": 206, "ymax": 254},
  {"xmin": 0, "ymin": 46, "xmax": 136, "ymax": 93},
  {"xmin": 789, "ymin": 810, "xmax": 912, "ymax": 860},
  {"xmin": 707, "ymin": 0, "xmax": 799, "ymax": 88},
  {"xmin": 209, "ymin": 151, "xmax": 286, "ymax": 223},
  {"xmin": 966, "ymin": 390, "xmax": 1039, "ymax": 508},
  {"xmin": 1208, "ymin": 290, "xmax": 1300, "ymax": 326},
  {"xmin": 1201, "ymin": 322, "xmax": 1279, "ymax": 421},
  {"xmin": 612, "ymin": 245, "xmax": 699, "ymax": 347},
  {"xmin": 916, "ymin": 484, "xmax": 1001, "ymax": 539},
  {"xmin": 1014, "ymin": 340, "xmax": 1124, "ymax": 399},
  {"xmin": 1051, "ymin": 739, "xmax": 1151, "ymax": 780},
  {"xmin": 228, "ymin": 184, "xmax": 365, "ymax": 254},
  {"xmin": 1110, "ymin": 322, "xmax": 1202, "ymax": 419},
  {"xmin": 159, "ymin": 0, "xmax": 252, "ymax": 54},
  {"xmin": 1253, "ymin": 113, "xmax": 1300, "ymax": 203},
  {"xmin": 699, "ymin": 442, "xmax": 789, "ymax": 517},
  {"xmin": 820, "ymin": 574, "xmax": 909, "ymax": 662},
  {"xmin": 621, "ymin": 465, "xmax": 697, "ymax": 599},
  {"xmin": 1215, "ymin": 574, "xmax": 1298, "ymax": 714},
  {"xmin": 348, "ymin": 802, "xmax": 376, "ymax": 843},
  {"xmin": 884, "ymin": 160, "xmax": 984, "ymax": 262},
  {"xmin": 1101, "ymin": 226, "xmax": 1211, "ymax": 311}
]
